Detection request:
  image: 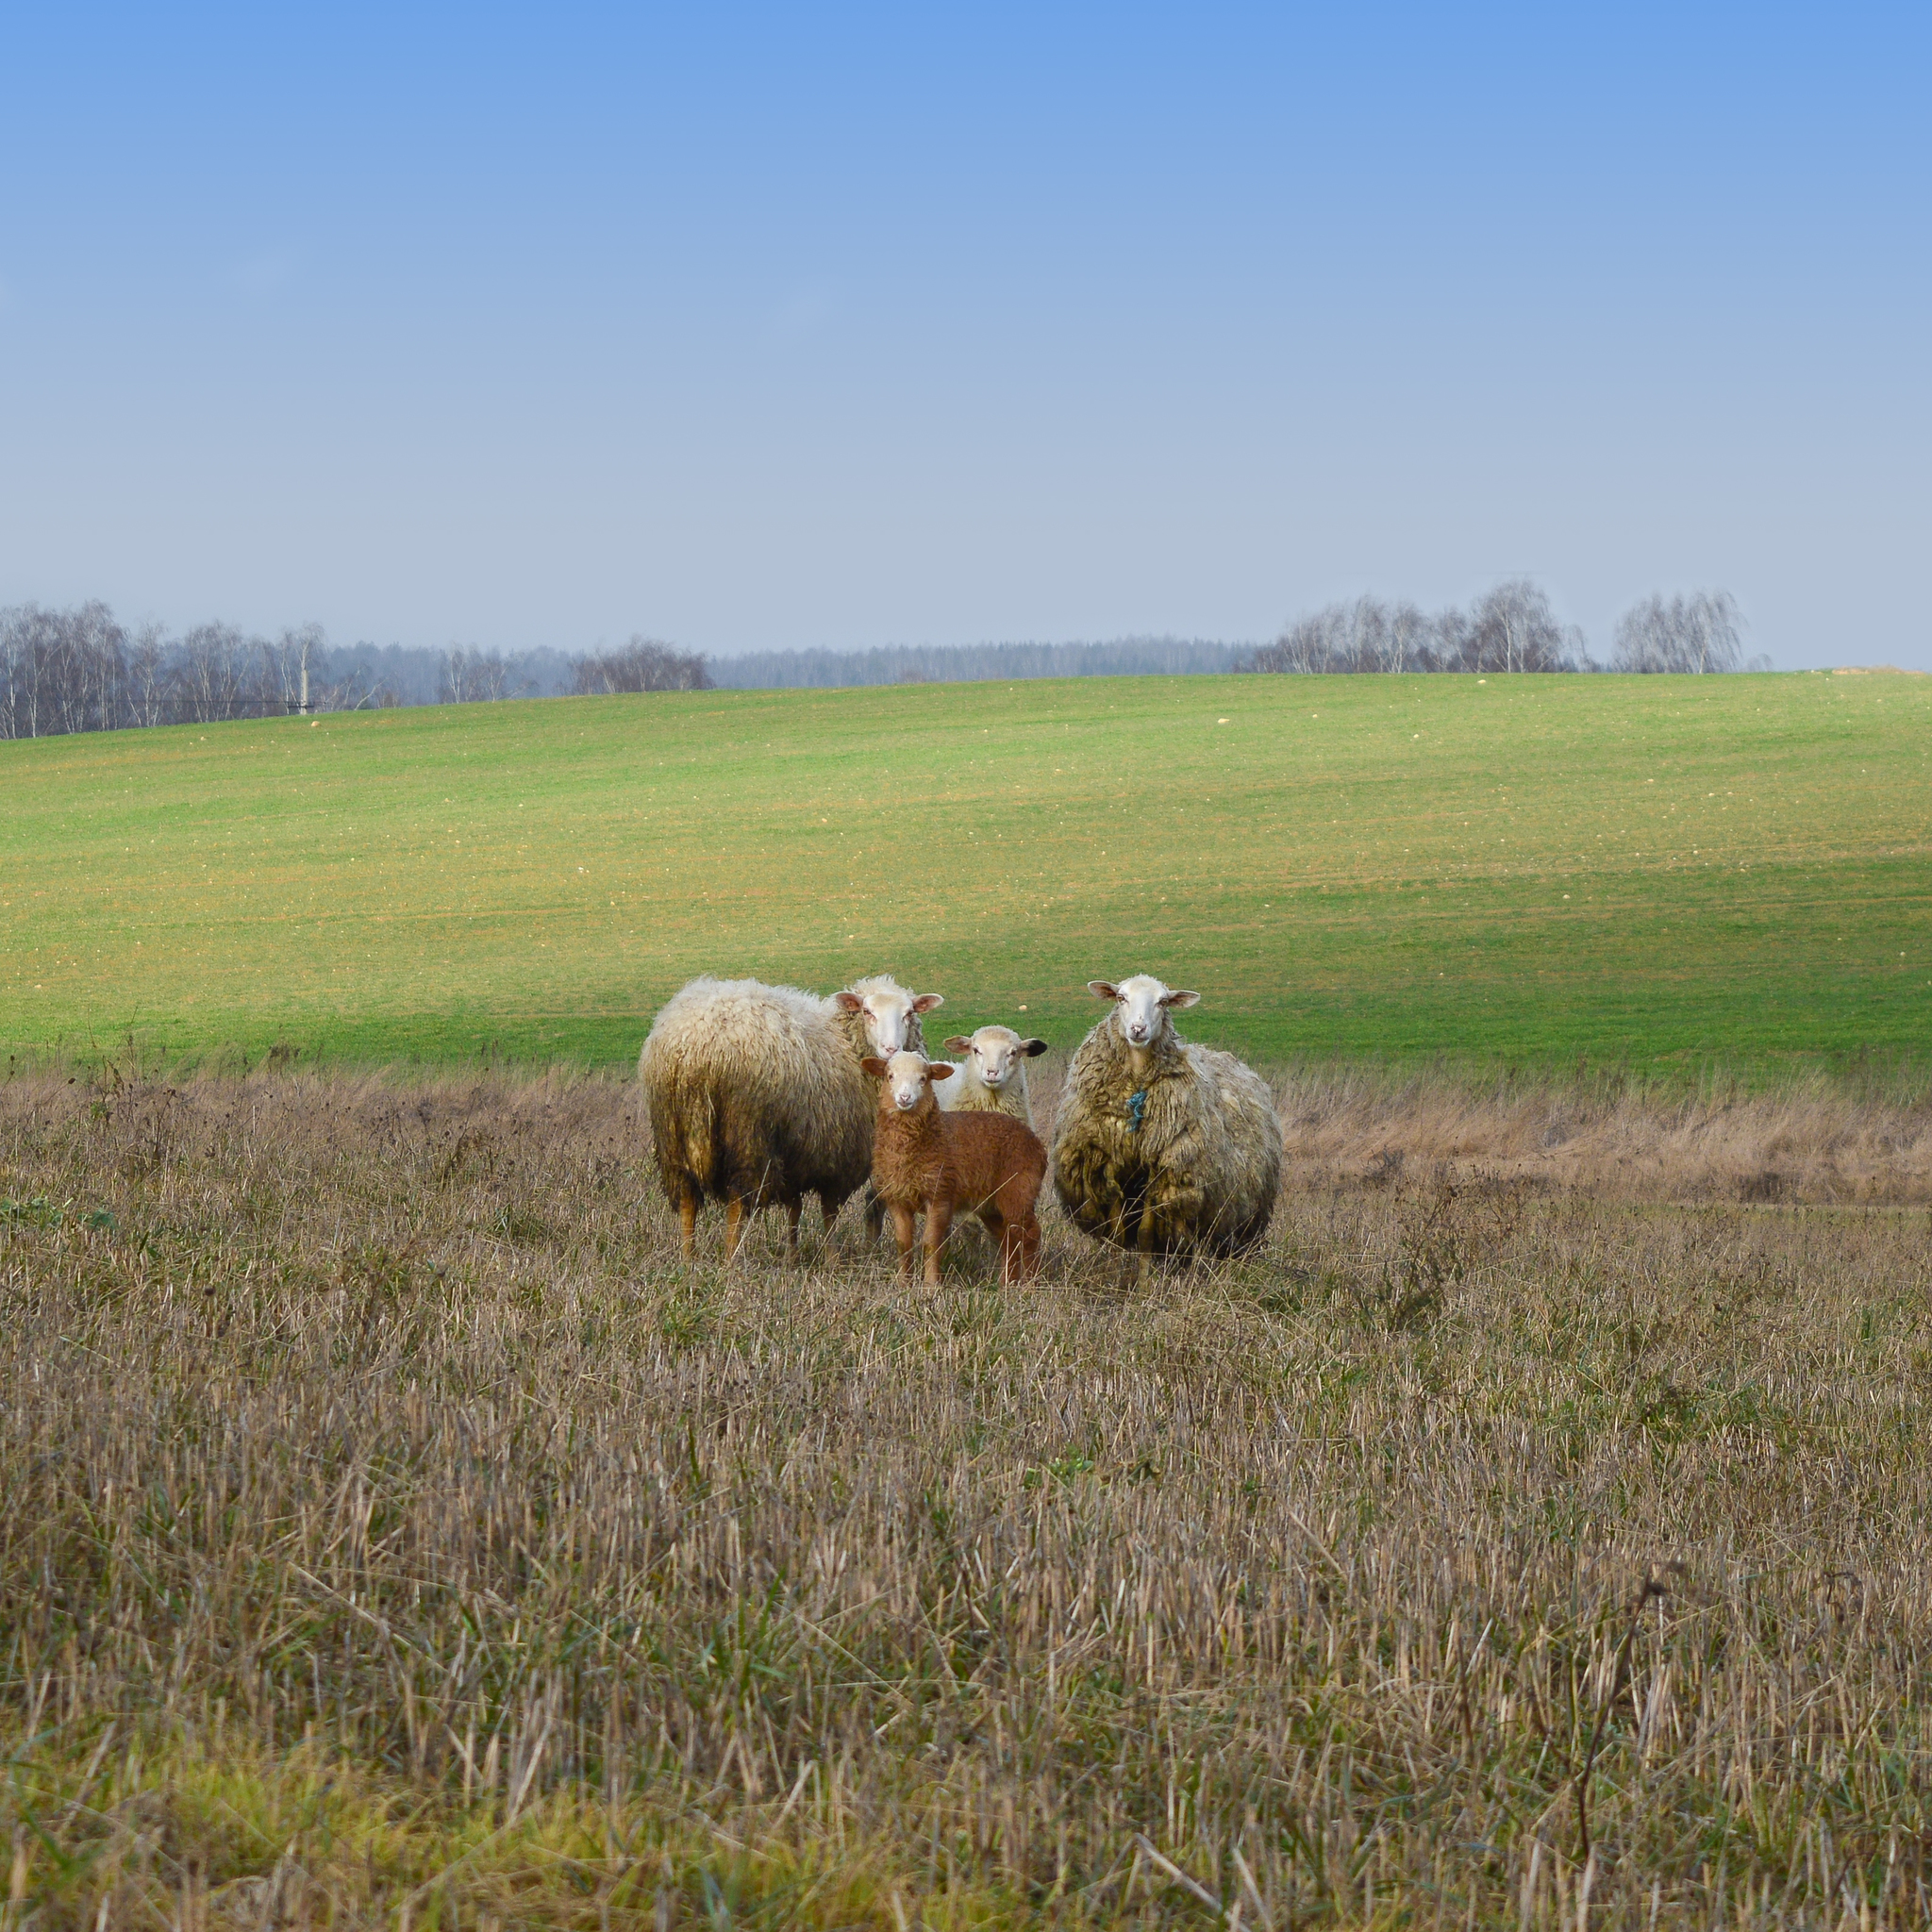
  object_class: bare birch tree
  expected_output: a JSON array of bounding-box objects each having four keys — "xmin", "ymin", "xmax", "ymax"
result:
[
  {"xmin": 1464, "ymin": 579, "xmax": 1581, "ymax": 674},
  {"xmin": 270, "ymin": 624, "xmax": 326, "ymax": 715},
  {"xmin": 567, "ymin": 637, "xmax": 712, "ymax": 693},
  {"xmin": 440, "ymin": 647, "xmax": 525, "ymax": 704},
  {"xmin": 1610, "ymin": 591, "xmax": 1743, "ymax": 673},
  {"xmin": 1241, "ymin": 582, "xmax": 1583, "ymax": 675}
]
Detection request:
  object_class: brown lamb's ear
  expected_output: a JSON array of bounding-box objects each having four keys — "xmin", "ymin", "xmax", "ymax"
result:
[
  {"xmin": 1160, "ymin": 989, "xmax": 1202, "ymax": 1009},
  {"xmin": 911, "ymin": 992, "xmax": 945, "ymax": 1013},
  {"xmin": 941, "ymin": 1036, "xmax": 974, "ymax": 1054},
  {"xmin": 833, "ymin": 991, "xmax": 865, "ymax": 1012},
  {"xmin": 1021, "ymin": 1038, "xmax": 1048, "ymax": 1057},
  {"xmin": 925, "ymin": 1062, "xmax": 955, "ymax": 1081},
  {"xmin": 859, "ymin": 1056, "xmax": 889, "ymax": 1077},
  {"xmin": 1087, "ymin": 981, "xmax": 1121, "ymax": 1001}
]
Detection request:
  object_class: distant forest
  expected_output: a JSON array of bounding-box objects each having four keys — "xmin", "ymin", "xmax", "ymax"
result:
[
  {"xmin": 0, "ymin": 582, "xmax": 1762, "ymax": 740},
  {"xmin": 708, "ymin": 637, "xmax": 1243, "ymax": 688}
]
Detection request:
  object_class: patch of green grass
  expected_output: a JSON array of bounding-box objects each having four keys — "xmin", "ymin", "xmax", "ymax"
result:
[
  {"xmin": 3, "ymin": 671, "xmax": 1927, "ymax": 1076},
  {"xmin": 0, "ymin": 1730, "xmax": 999, "ymax": 1932}
]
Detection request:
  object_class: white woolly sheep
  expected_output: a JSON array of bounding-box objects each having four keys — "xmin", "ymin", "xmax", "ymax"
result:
[
  {"xmin": 1050, "ymin": 974, "xmax": 1281, "ymax": 1283},
  {"xmin": 937, "ymin": 1024, "xmax": 1048, "ymax": 1128},
  {"xmin": 638, "ymin": 974, "xmax": 941, "ymax": 1261}
]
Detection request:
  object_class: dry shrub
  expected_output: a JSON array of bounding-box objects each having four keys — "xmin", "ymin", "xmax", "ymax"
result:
[{"xmin": 3, "ymin": 1068, "xmax": 1932, "ymax": 1926}]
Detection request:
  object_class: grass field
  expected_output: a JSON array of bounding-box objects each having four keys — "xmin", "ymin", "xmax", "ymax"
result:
[
  {"xmin": 2, "ymin": 672, "xmax": 1928, "ymax": 1078},
  {"xmin": 7, "ymin": 1069, "xmax": 1932, "ymax": 1928}
]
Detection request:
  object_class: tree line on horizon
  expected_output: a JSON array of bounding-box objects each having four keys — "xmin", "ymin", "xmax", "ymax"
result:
[
  {"xmin": 0, "ymin": 583, "xmax": 1760, "ymax": 741},
  {"xmin": 1243, "ymin": 580, "xmax": 1758, "ymax": 676},
  {"xmin": 0, "ymin": 614, "xmax": 710, "ymax": 741},
  {"xmin": 708, "ymin": 637, "xmax": 1245, "ymax": 688}
]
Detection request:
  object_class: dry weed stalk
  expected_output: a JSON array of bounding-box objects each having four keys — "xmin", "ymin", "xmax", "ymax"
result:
[{"xmin": 2, "ymin": 1068, "xmax": 1931, "ymax": 1927}]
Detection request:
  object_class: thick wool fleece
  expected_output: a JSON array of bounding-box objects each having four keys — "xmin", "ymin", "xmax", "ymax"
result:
[
  {"xmin": 639, "ymin": 974, "xmax": 926, "ymax": 1218},
  {"xmin": 872, "ymin": 1091, "xmax": 1046, "ymax": 1222},
  {"xmin": 1050, "ymin": 1017, "xmax": 1281, "ymax": 1257},
  {"xmin": 939, "ymin": 1071, "xmax": 1032, "ymax": 1124}
]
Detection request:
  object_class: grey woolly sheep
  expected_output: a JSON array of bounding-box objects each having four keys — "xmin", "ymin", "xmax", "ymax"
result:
[
  {"xmin": 937, "ymin": 1024, "xmax": 1048, "ymax": 1128},
  {"xmin": 1051, "ymin": 974, "xmax": 1281, "ymax": 1283},
  {"xmin": 639, "ymin": 974, "xmax": 941, "ymax": 1261}
]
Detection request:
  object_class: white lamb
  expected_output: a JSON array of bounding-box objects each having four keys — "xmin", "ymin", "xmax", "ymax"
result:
[{"xmin": 937, "ymin": 1024, "xmax": 1048, "ymax": 1128}]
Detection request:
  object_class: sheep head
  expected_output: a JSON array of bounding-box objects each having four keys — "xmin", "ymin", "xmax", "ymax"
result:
[
  {"xmin": 941, "ymin": 1025, "xmax": 1048, "ymax": 1091},
  {"xmin": 861, "ymin": 1051, "xmax": 954, "ymax": 1113},
  {"xmin": 836, "ymin": 978, "xmax": 944, "ymax": 1056},
  {"xmin": 1086, "ymin": 975, "xmax": 1200, "ymax": 1051}
]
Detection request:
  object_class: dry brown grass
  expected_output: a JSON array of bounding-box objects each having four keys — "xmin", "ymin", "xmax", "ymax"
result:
[
  {"xmin": 1257, "ymin": 1064, "xmax": 1932, "ymax": 1206},
  {"xmin": 4, "ymin": 1067, "xmax": 1932, "ymax": 1928}
]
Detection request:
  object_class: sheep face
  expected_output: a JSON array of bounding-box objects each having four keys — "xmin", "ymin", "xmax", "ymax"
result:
[
  {"xmin": 942, "ymin": 1026, "xmax": 1048, "ymax": 1092},
  {"xmin": 836, "ymin": 983, "xmax": 943, "ymax": 1056},
  {"xmin": 861, "ymin": 1051, "xmax": 954, "ymax": 1112},
  {"xmin": 1087, "ymin": 974, "xmax": 1200, "ymax": 1049}
]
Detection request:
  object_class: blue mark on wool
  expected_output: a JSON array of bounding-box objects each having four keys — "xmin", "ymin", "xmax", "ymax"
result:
[{"xmin": 1126, "ymin": 1089, "xmax": 1147, "ymax": 1133}]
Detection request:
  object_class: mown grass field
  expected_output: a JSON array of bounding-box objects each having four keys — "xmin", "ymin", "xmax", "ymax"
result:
[
  {"xmin": 6, "ymin": 1071, "xmax": 1932, "ymax": 1928},
  {"xmin": 2, "ymin": 672, "xmax": 1927, "ymax": 1077}
]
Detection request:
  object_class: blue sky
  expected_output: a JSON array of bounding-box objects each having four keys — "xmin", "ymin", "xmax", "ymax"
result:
[{"xmin": 2, "ymin": 3, "xmax": 1926, "ymax": 666}]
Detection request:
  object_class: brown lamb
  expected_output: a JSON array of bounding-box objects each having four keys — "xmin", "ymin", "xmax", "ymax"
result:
[{"xmin": 861, "ymin": 1052, "xmax": 1047, "ymax": 1285}]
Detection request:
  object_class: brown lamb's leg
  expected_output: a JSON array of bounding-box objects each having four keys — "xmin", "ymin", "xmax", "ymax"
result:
[
  {"xmin": 978, "ymin": 1208, "xmax": 1006, "ymax": 1282},
  {"xmin": 923, "ymin": 1197, "xmax": 954, "ymax": 1285},
  {"xmin": 677, "ymin": 1187, "xmax": 699, "ymax": 1258},
  {"xmin": 1017, "ymin": 1211, "xmax": 1041, "ymax": 1284},
  {"xmin": 785, "ymin": 1198, "xmax": 802, "ymax": 1265},
  {"xmin": 724, "ymin": 1195, "xmax": 746, "ymax": 1263},
  {"xmin": 890, "ymin": 1203, "xmax": 919, "ymax": 1283}
]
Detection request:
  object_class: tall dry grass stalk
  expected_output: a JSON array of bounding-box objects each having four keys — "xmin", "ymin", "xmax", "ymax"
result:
[{"xmin": 4, "ymin": 1067, "xmax": 1932, "ymax": 1927}]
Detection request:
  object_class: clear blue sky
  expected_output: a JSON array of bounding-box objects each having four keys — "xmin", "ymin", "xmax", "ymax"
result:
[{"xmin": 2, "ymin": 3, "xmax": 1925, "ymax": 666}]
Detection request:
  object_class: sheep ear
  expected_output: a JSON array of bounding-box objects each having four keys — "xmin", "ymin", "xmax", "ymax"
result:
[
  {"xmin": 925, "ymin": 1062, "xmax": 955, "ymax": 1082},
  {"xmin": 1021, "ymin": 1038, "xmax": 1048, "ymax": 1057},
  {"xmin": 911, "ymin": 992, "xmax": 945, "ymax": 1013},
  {"xmin": 1160, "ymin": 989, "xmax": 1201, "ymax": 1009},
  {"xmin": 1087, "ymin": 981, "xmax": 1121, "ymax": 1001},
  {"xmin": 941, "ymin": 1036, "xmax": 974, "ymax": 1054},
  {"xmin": 859, "ymin": 1056, "xmax": 889, "ymax": 1077},
  {"xmin": 834, "ymin": 991, "xmax": 865, "ymax": 1012}
]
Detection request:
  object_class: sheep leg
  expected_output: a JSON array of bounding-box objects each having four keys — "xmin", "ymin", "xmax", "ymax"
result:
[
  {"xmin": 1120, "ymin": 1197, "xmax": 1158, "ymax": 1291},
  {"xmin": 890, "ymin": 1203, "xmax": 918, "ymax": 1283},
  {"xmin": 1017, "ymin": 1211, "xmax": 1041, "ymax": 1284},
  {"xmin": 785, "ymin": 1198, "xmax": 803, "ymax": 1265},
  {"xmin": 923, "ymin": 1198, "xmax": 954, "ymax": 1285},
  {"xmin": 676, "ymin": 1188, "xmax": 699, "ymax": 1258},
  {"xmin": 978, "ymin": 1208, "xmax": 1007, "ymax": 1282},
  {"xmin": 724, "ymin": 1195, "xmax": 746, "ymax": 1262}
]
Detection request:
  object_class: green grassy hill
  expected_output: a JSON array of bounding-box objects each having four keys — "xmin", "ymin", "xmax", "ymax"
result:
[{"xmin": 2, "ymin": 672, "xmax": 1926, "ymax": 1077}]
